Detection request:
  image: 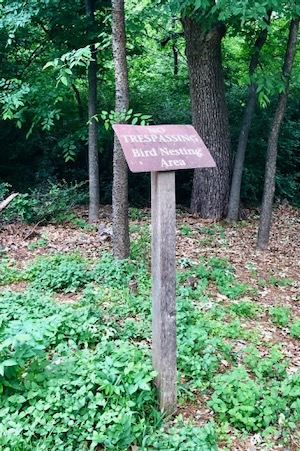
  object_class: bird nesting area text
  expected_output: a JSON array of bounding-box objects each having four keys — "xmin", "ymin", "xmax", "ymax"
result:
[{"xmin": 113, "ymin": 124, "xmax": 216, "ymax": 172}]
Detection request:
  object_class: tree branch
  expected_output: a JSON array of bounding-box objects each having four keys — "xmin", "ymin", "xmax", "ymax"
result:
[{"xmin": 0, "ymin": 193, "xmax": 19, "ymax": 212}]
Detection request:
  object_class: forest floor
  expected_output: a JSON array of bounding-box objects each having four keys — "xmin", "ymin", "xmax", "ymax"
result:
[{"xmin": 0, "ymin": 204, "xmax": 299, "ymax": 450}]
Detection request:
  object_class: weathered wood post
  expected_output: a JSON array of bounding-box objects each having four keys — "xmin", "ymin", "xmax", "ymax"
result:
[
  {"xmin": 113, "ymin": 124, "xmax": 215, "ymax": 415},
  {"xmin": 151, "ymin": 171, "xmax": 176, "ymax": 414}
]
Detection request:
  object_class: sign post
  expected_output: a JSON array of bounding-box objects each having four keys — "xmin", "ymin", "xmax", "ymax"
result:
[
  {"xmin": 113, "ymin": 124, "xmax": 216, "ymax": 414},
  {"xmin": 151, "ymin": 170, "xmax": 176, "ymax": 414}
]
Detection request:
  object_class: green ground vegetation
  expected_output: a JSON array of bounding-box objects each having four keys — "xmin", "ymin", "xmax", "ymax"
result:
[{"xmin": 0, "ymin": 220, "xmax": 299, "ymax": 450}]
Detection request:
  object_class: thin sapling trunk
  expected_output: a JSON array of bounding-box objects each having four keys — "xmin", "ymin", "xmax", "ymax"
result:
[{"xmin": 257, "ymin": 18, "xmax": 299, "ymax": 250}]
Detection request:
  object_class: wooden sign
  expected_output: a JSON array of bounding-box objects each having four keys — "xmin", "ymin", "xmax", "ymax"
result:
[
  {"xmin": 112, "ymin": 124, "xmax": 216, "ymax": 172},
  {"xmin": 114, "ymin": 123, "xmax": 216, "ymax": 415}
]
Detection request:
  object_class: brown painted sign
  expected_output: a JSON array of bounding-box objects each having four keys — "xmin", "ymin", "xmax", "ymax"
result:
[{"xmin": 113, "ymin": 124, "xmax": 216, "ymax": 173}]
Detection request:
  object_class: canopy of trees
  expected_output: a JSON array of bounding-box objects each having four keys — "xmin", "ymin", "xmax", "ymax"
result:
[{"xmin": 0, "ymin": 0, "xmax": 299, "ymax": 240}]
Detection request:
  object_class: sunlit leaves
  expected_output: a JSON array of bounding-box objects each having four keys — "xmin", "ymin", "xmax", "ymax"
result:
[
  {"xmin": 99, "ymin": 109, "xmax": 152, "ymax": 130},
  {"xmin": 170, "ymin": 0, "xmax": 299, "ymax": 28},
  {"xmin": 249, "ymin": 60, "xmax": 291, "ymax": 108},
  {"xmin": 0, "ymin": 78, "xmax": 30, "ymax": 121},
  {"xmin": 43, "ymin": 45, "xmax": 95, "ymax": 87}
]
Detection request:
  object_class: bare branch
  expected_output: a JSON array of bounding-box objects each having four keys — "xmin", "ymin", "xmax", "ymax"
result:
[{"xmin": 0, "ymin": 193, "xmax": 19, "ymax": 212}]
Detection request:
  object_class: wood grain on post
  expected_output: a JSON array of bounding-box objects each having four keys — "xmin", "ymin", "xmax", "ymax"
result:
[{"xmin": 151, "ymin": 171, "xmax": 177, "ymax": 415}]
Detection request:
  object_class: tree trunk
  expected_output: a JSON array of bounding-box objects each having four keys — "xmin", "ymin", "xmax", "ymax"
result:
[
  {"xmin": 257, "ymin": 18, "xmax": 299, "ymax": 250},
  {"xmin": 173, "ymin": 45, "xmax": 179, "ymax": 76},
  {"xmin": 71, "ymin": 83, "xmax": 84, "ymax": 122},
  {"xmin": 183, "ymin": 17, "xmax": 231, "ymax": 219},
  {"xmin": 227, "ymin": 21, "xmax": 270, "ymax": 221},
  {"xmin": 85, "ymin": 0, "xmax": 99, "ymax": 222},
  {"xmin": 111, "ymin": 0, "xmax": 130, "ymax": 259}
]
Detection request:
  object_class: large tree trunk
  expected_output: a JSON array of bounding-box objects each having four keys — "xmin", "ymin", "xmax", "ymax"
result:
[
  {"xmin": 257, "ymin": 18, "xmax": 299, "ymax": 250},
  {"xmin": 111, "ymin": 0, "xmax": 130, "ymax": 259},
  {"xmin": 85, "ymin": 0, "xmax": 100, "ymax": 222},
  {"xmin": 183, "ymin": 18, "xmax": 231, "ymax": 219},
  {"xmin": 227, "ymin": 21, "xmax": 270, "ymax": 221}
]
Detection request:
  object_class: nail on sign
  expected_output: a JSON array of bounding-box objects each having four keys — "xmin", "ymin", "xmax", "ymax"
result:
[{"xmin": 113, "ymin": 124, "xmax": 216, "ymax": 173}]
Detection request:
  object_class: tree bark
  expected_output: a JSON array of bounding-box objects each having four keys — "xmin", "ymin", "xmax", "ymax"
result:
[
  {"xmin": 227, "ymin": 21, "xmax": 270, "ymax": 221},
  {"xmin": 173, "ymin": 45, "xmax": 179, "ymax": 76},
  {"xmin": 71, "ymin": 83, "xmax": 85, "ymax": 122},
  {"xmin": 257, "ymin": 18, "xmax": 299, "ymax": 250},
  {"xmin": 183, "ymin": 17, "xmax": 231, "ymax": 219},
  {"xmin": 111, "ymin": 0, "xmax": 130, "ymax": 259},
  {"xmin": 86, "ymin": 0, "xmax": 100, "ymax": 222}
]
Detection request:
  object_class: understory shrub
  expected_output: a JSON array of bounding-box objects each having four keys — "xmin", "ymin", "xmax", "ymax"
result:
[
  {"xmin": 2, "ymin": 180, "xmax": 88, "ymax": 224},
  {"xmin": 0, "ymin": 258, "xmax": 21, "ymax": 285},
  {"xmin": 0, "ymin": 289, "xmax": 160, "ymax": 450},
  {"xmin": 141, "ymin": 421, "xmax": 217, "ymax": 450},
  {"xmin": 0, "ymin": 340, "xmax": 159, "ymax": 451},
  {"xmin": 177, "ymin": 257, "xmax": 251, "ymax": 300},
  {"xmin": 208, "ymin": 366, "xmax": 300, "ymax": 432},
  {"xmin": 0, "ymin": 181, "xmax": 10, "ymax": 200},
  {"xmin": 1, "ymin": 245, "xmax": 299, "ymax": 448},
  {"xmin": 24, "ymin": 254, "xmax": 91, "ymax": 292},
  {"xmin": 23, "ymin": 251, "xmax": 151, "ymax": 294}
]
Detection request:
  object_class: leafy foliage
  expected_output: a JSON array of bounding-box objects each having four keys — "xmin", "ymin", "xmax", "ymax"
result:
[
  {"xmin": 208, "ymin": 366, "xmax": 300, "ymax": 432},
  {"xmin": 0, "ymin": 289, "xmax": 159, "ymax": 450},
  {"xmin": 1, "ymin": 0, "xmax": 300, "ymax": 206},
  {"xmin": 0, "ymin": 225, "xmax": 299, "ymax": 448},
  {"xmin": 0, "ymin": 258, "xmax": 21, "ymax": 285},
  {"xmin": 0, "ymin": 275, "xmax": 221, "ymax": 450},
  {"xmin": 141, "ymin": 421, "xmax": 217, "ymax": 450},
  {"xmin": 290, "ymin": 320, "xmax": 300, "ymax": 339},
  {"xmin": 2, "ymin": 181, "xmax": 88, "ymax": 224},
  {"xmin": 177, "ymin": 256, "xmax": 251, "ymax": 299},
  {"xmin": 229, "ymin": 300, "xmax": 262, "ymax": 318},
  {"xmin": 269, "ymin": 306, "xmax": 291, "ymax": 327},
  {"xmin": 100, "ymin": 109, "xmax": 152, "ymax": 130},
  {"xmin": 24, "ymin": 254, "xmax": 91, "ymax": 292}
]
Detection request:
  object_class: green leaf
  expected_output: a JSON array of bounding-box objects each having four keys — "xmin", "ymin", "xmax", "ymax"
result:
[
  {"xmin": 43, "ymin": 61, "xmax": 55, "ymax": 70},
  {"xmin": 60, "ymin": 76, "xmax": 68, "ymax": 86},
  {"xmin": 1, "ymin": 359, "xmax": 18, "ymax": 368},
  {"xmin": 139, "ymin": 381, "xmax": 151, "ymax": 391},
  {"xmin": 128, "ymin": 384, "xmax": 138, "ymax": 394},
  {"xmin": 8, "ymin": 394, "xmax": 27, "ymax": 404}
]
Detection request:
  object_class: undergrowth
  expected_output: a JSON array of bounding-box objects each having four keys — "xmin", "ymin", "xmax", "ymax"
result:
[
  {"xmin": 0, "ymin": 231, "xmax": 299, "ymax": 449},
  {"xmin": 1, "ymin": 181, "xmax": 88, "ymax": 224}
]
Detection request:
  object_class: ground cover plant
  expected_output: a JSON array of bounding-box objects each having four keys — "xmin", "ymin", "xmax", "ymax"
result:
[{"xmin": 0, "ymin": 205, "xmax": 299, "ymax": 450}]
